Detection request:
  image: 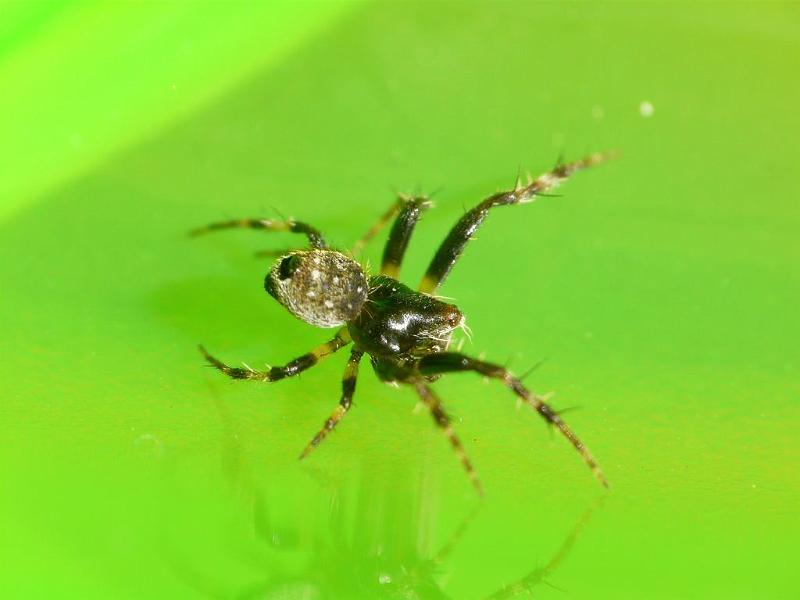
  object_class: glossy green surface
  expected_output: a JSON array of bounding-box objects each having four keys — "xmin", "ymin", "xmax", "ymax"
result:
[{"xmin": 2, "ymin": 2, "xmax": 798, "ymax": 598}]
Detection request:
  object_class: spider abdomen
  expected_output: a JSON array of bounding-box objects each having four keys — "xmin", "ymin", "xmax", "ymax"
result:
[{"xmin": 265, "ymin": 249, "xmax": 368, "ymax": 328}]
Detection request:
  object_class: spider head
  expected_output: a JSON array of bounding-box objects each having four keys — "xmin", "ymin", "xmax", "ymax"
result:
[
  {"xmin": 348, "ymin": 275, "xmax": 465, "ymax": 355},
  {"xmin": 265, "ymin": 249, "xmax": 368, "ymax": 328},
  {"xmin": 413, "ymin": 297, "xmax": 464, "ymax": 349}
]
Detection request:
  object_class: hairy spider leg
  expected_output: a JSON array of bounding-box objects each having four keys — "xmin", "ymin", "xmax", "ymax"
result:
[
  {"xmin": 414, "ymin": 382, "xmax": 483, "ymax": 495},
  {"xmin": 252, "ymin": 248, "xmax": 299, "ymax": 258},
  {"xmin": 381, "ymin": 195, "xmax": 431, "ymax": 278},
  {"xmin": 351, "ymin": 194, "xmax": 431, "ymax": 261},
  {"xmin": 189, "ymin": 218, "xmax": 327, "ymax": 249},
  {"xmin": 417, "ymin": 352, "xmax": 608, "ymax": 487},
  {"xmin": 351, "ymin": 196, "xmax": 405, "ymax": 257},
  {"xmin": 199, "ymin": 329, "xmax": 350, "ymax": 382},
  {"xmin": 419, "ymin": 152, "xmax": 616, "ymax": 294},
  {"xmin": 299, "ymin": 348, "xmax": 364, "ymax": 459}
]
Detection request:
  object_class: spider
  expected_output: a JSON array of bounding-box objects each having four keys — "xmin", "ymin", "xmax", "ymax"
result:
[{"xmin": 192, "ymin": 152, "xmax": 613, "ymax": 494}]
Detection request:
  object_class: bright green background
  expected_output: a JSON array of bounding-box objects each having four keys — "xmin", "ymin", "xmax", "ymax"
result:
[{"xmin": 2, "ymin": 2, "xmax": 798, "ymax": 598}]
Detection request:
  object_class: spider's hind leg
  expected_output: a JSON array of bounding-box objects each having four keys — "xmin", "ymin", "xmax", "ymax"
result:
[
  {"xmin": 414, "ymin": 382, "xmax": 483, "ymax": 495},
  {"xmin": 200, "ymin": 329, "xmax": 350, "ymax": 382},
  {"xmin": 190, "ymin": 218, "xmax": 327, "ymax": 249},
  {"xmin": 417, "ymin": 352, "xmax": 608, "ymax": 487}
]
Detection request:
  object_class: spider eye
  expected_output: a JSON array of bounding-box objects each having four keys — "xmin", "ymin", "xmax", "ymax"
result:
[
  {"xmin": 278, "ymin": 255, "xmax": 300, "ymax": 280},
  {"xmin": 444, "ymin": 306, "xmax": 462, "ymax": 327}
]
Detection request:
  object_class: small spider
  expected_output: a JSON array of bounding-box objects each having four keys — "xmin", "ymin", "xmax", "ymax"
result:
[{"xmin": 192, "ymin": 153, "xmax": 614, "ymax": 494}]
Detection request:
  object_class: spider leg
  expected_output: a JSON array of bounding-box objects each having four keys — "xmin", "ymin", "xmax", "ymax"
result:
[
  {"xmin": 252, "ymin": 248, "xmax": 297, "ymax": 258},
  {"xmin": 299, "ymin": 348, "xmax": 364, "ymax": 459},
  {"xmin": 190, "ymin": 218, "xmax": 327, "ymax": 249},
  {"xmin": 351, "ymin": 196, "xmax": 405, "ymax": 257},
  {"xmin": 418, "ymin": 152, "xmax": 616, "ymax": 294},
  {"xmin": 417, "ymin": 352, "xmax": 608, "ymax": 487},
  {"xmin": 414, "ymin": 382, "xmax": 483, "ymax": 495},
  {"xmin": 199, "ymin": 329, "xmax": 350, "ymax": 382},
  {"xmin": 380, "ymin": 194, "xmax": 430, "ymax": 278},
  {"xmin": 350, "ymin": 195, "xmax": 431, "ymax": 268}
]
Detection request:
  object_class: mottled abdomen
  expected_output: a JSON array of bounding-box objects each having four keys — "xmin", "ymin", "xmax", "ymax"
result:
[{"xmin": 265, "ymin": 250, "xmax": 368, "ymax": 328}]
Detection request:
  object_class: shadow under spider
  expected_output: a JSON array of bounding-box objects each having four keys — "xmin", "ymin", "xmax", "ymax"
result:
[
  {"xmin": 228, "ymin": 494, "xmax": 603, "ymax": 600},
  {"xmin": 166, "ymin": 394, "xmax": 605, "ymax": 600}
]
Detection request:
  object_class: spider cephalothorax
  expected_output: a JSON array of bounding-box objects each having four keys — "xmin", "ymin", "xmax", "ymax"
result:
[
  {"xmin": 192, "ymin": 152, "xmax": 614, "ymax": 493},
  {"xmin": 350, "ymin": 276, "xmax": 463, "ymax": 358}
]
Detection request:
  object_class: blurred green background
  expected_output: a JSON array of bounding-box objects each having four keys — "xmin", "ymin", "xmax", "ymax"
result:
[{"xmin": 1, "ymin": 1, "xmax": 798, "ymax": 598}]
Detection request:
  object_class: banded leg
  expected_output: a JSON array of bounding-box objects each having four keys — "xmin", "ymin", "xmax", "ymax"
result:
[
  {"xmin": 299, "ymin": 349, "xmax": 364, "ymax": 459},
  {"xmin": 351, "ymin": 196, "xmax": 405, "ymax": 257},
  {"xmin": 253, "ymin": 248, "xmax": 297, "ymax": 258},
  {"xmin": 417, "ymin": 352, "xmax": 608, "ymax": 487},
  {"xmin": 419, "ymin": 152, "xmax": 616, "ymax": 294},
  {"xmin": 380, "ymin": 194, "xmax": 430, "ymax": 278},
  {"xmin": 199, "ymin": 329, "xmax": 350, "ymax": 382},
  {"xmin": 190, "ymin": 218, "xmax": 327, "ymax": 249},
  {"xmin": 414, "ymin": 382, "xmax": 483, "ymax": 495}
]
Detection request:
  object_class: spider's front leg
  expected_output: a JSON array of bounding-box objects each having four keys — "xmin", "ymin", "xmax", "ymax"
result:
[
  {"xmin": 200, "ymin": 329, "xmax": 350, "ymax": 382},
  {"xmin": 417, "ymin": 352, "xmax": 609, "ymax": 487},
  {"xmin": 419, "ymin": 152, "xmax": 615, "ymax": 294}
]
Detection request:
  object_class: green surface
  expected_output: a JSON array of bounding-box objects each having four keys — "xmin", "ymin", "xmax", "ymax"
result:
[{"xmin": 2, "ymin": 2, "xmax": 798, "ymax": 598}]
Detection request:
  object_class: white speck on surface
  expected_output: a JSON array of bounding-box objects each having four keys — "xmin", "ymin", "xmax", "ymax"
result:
[
  {"xmin": 307, "ymin": 291, "xmax": 316, "ymax": 298},
  {"xmin": 591, "ymin": 105, "xmax": 604, "ymax": 119},
  {"xmin": 313, "ymin": 256, "xmax": 321, "ymax": 264},
  {"xmin": 311, "ymin": 269, "xmax": 321, "ymax": 279},
  {"xmin": 639, "ymin": 100, "xmax": 654, "ymax": 117},
  {"xmin": 356, "ymin": 286, "xmax": 363, "ymax": 293},
  {"xmin": 134, "ymin": 433, "xmax": 163, "ymax": 457},
  {"xmin": 378, "ymin": 573, "xmax": 392, "ymax": 585},
  {"xmin": 324, "ymin": 300, "xmax": 334, "ymax": 308}
]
